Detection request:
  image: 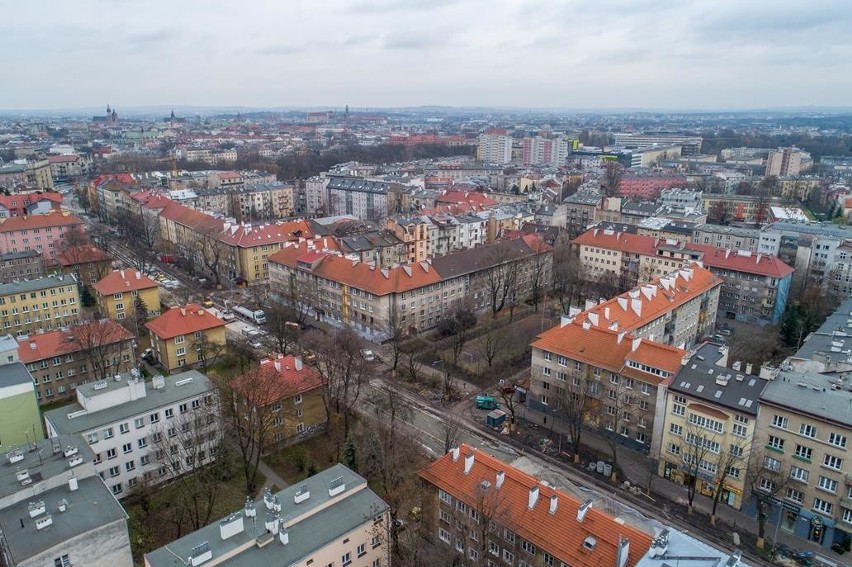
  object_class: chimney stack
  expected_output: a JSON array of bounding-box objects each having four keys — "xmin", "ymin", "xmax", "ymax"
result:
[
  {"xmin": 577, "ymin": 499, "xmax": 592, "ymax": 522},
  {"xmin": 549, "ymin": 495, "xmax": 558, "ymax": 515},
  {"xmin": 451, "ymin": 447, "xmax": 460, "ymax": 461},
  {"xmin": 528, "ymin": 485, "xmax": 539, "ymax": 510},
  {"xmin": 495, "ymin": 470, "xmax": 505, "ymax": 489},
  {"xmin": 464, "ymin": 452, "xmax": 474, "ymax": 475},
  {"xmin": 295, "ymin": 357, "xmax": 303, "ymax": 371}
]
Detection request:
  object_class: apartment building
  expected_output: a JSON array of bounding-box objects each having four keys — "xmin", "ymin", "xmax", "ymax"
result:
[
  {"xmin": 0, "ymin": 211, "xmax": 85, "ymax": 268},
  {"xmin": 0, "ymin": 250, "xmax": 44, "ymax": 284},
  {"xmin": 529, "ymin": 316, "xmax": 686, "ymax": 453},
  {"xmin": 0, "ymin": 192, "xmax": 62, "ymax": 218},
  {"xmin": 572, "ymin": 264, "xmax": 721, "ymax": 349},
  {"xmin": 145, "ymin": 305, "xmax": 227, "ymax": 373},
  {"xmin": 47, "ymin": 153, "xmax": 93, "ymax": 180},
  {"xmin": 522, "ymin": 136, "xmax": 569, "ymax": 167},
  {"xmin": 144, "ymin": 464, "xmax": 389, "ymax": 567},
  {"xmin": 618, "ymin": 174, "xmax": 687, "ymax": 200},
  {"xmin": 702, "ymin": 194, "xmax": 792, "ymax": 225},
  {"xmin": 750, "ymin": 370, "xmax": 851, "ymax": 551},
  {"xmin": 692, "ymin": 225, "xmax": 778, "ymax": 255},
  {"xmin": 418, "ymin": 443, "xmax": 654, "ymax": 567},
  {"xmin": 93, "ymin": 269, "xmax": 160, "ymax": 321},
  {"xmin": 57, "ymin": 245, "xmax": 114, "ymax": 286},
  {"xmin": 0, "ymin": 275, "xmax": 81, "ymax": 335},
  {"xmin": 0, "ymin": 434, "xmax": 133, "ymax": 567},
  {"xmin": 232, "ymin": 354, "xmax": 327, "ymax": 445},
  {"xmin": 326, "ymin": 176, "xmax": 391, "ymax": 220},
  {"xmin": 0, "ymin": 158, "xmax": 54, "ymax": 190},
  {"xmin": 477, "ymin": 129, "xmax": 513, "ymax": 164},
  {"xmin": 338, "ymin": 230, "xmax": 407, "ymax": 268},
  {"xmin": 269, "ymin": 234, "xmax": 552, "ymax": 338},
  {"xmin": 656, "ymin": 343, "xmax": 766, "ymax": 510},
  {"xmin": 614, "ymin": 132, "xmax": 703, "ymax": 155},
  {"xmin": 43, "ymin": 369, "xmax": 221, "ymax": 500},
  {"xmin": 766, "ymin": 147, "xmax": 807, "ymax": 177},
  {"xmin": 564, "ymin": 190, "xmax": 602, "ymax": 238},
  {"xmin": 382, "ymin": 215, "xmax": 433, "ymax": 263},
  {"xmin": 0, "ymin": 362, "xmax": 43, "ymax": 446},
  {"xmin": 574, "ymin": 227, "xmax": 794, "ymax": 325},
  {"xmin": 195, "ymin": 182, "xmax": 296, "ymax": 221},
  {"xmin": 304, "ymin": 175, "xmax": 329, "ymax": 216},
  {"xmin": 19, "ymin": 320, "xmax": 135, "ymax": 404}
]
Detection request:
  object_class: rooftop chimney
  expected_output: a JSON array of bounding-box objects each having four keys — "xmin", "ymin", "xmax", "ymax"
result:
[
  {"xmin": 617, "ymin": 537, "xmax": 631, "ymax": 567},
  {"xmin": 295, "ymin": 357, "xmax": 303, "ymax": 371},
  {"xmin": 495, "ymin": 470, "xmax": 505, "ymax": 489},
  {"xmin": 549, "ymin": 495, "xmax": 558, "ymax": 515},
  {"xmin": 451, "ymin": 447, "xmax": 460, "ymax": 461},
  {"xmin": 528, "ymin": 485, "xmax": 540, "ymax": 510},
  {"xmin": 631, "ymin": 337, "xmax": 642, "ymax": 352},
  {"xmin": 464, "ymin": 452, "xmax": 474, "ymax": 474},
  {"xmin": 577, "ymin": 499, "xmax": 592, "ymax": 522}
]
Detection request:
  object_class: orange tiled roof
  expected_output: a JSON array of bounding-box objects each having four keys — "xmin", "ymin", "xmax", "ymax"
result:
[
  {"xmin": 0, "ymin": 193, "xmax": 62, "ymax": 210},
  {"xmin": 18, "ymin": 320, "xmax": 133, "ymax": 363},
  {"xmin": 218, "ymin": 219, "xmax": 312, "ymax": 247},
  {"xmin": 572, "ymin": 228, "xmax": 658, "ymax": 256},
  {"xmin": 56, "ymin": 246, "xmax": 113, "ymax": 266},
  {"xmin": 0, "ymin": 211, "xmax": 83, "ymax": 233},
  {"xmin": 576, "ymin": 264, "xmax": 721, "ymax": 333},
  {"xmin": 686, "ymin": 244, "xmax": 794, "ymax": 278},
  {"xmin": 418, "ymin": 444, "xmax": 653, "ymax": 567},
  {"xmin": 92, "ymin": 269, "xmax": 158, "ymax": 295},
  {"xmin": 145, "ymin": 304, "xmax": 226, "ymax": 340},
  {"xmin": 231, "ymin": 354, "xmax": 323, "ymax": 407},
  {"xmin": 532, "ymin": 322, "xmax": 685, "ymax": 381}
]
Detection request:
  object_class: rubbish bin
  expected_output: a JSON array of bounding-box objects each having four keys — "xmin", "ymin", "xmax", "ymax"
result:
[{"xmin": 596, "ymin": 461, "xmax": 605, "ymax": 474}]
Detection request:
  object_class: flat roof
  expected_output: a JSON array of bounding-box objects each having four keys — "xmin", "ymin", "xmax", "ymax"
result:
[
  {"xmin": 671, "ymin": 343, "xmax": 767, "ymax": 416},
  {"xmin": 43, "ymin": 370, "xmax": 213, "ymax": 435},
  {"xmin": 0, "ymin": 434, "xmax": 96, "ymax": 501},
  {"xmin": 792, "ymin": 297, "xmax": 852, "ymax": 366},
  {"xmin": 760, "ymin": 370, "xmax": 852, "ymax": 428},
  {"xmin": 0, "ymin": 477, "xmax": 127, "ymax": 564},
  {"xmin": 636, "ymin": 526, "xmax": 749, "ymax": 567},
  {"xmin": 0, "ymin": 361, "xmax": 33, "ymax": 388},
  {"xmin": 145, "ymin": 464, "xmax": 388, "ymax": 567}
]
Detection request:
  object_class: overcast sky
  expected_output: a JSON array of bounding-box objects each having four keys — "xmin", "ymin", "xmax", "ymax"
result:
[{"xmin": 2, "ymin": 0, "xmax": 851, "ymax": 111}]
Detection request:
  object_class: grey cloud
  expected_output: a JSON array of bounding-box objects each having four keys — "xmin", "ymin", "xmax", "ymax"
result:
[
  {"xmin": 346, "ymin": 0, "xmax": 456, "ymax": 14},
  {"xmin": 381, "ymin": 33, "xmax": 443, "ymax": 50}
]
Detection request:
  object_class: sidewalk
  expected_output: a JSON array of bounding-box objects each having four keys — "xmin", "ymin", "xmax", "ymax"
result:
[{"xmin": 257, "ymin": 458, "xmax": 290, "ymax": 493}]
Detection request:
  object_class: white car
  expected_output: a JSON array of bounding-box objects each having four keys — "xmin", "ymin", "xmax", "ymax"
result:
[{"xmin": 360, "ymin": 349, "xmax": 375, "ymax": 361}]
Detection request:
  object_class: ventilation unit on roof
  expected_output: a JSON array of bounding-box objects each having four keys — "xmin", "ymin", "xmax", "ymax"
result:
[
  {"xmin": 92, "ymin": 380, "xmax": 108, "ymax": 391},
  {"xmin": 27, "ymin": 500, "xmax": 45, "ymax": 518},
  {"xmin": 329, "ymin": 476, "xmax": 346, "ymax": 497},
  {"xmin": 294, "ymin": 483, "xmax": 310, "ymax": 504},
  {"xmin": 175, "ymin": 377, "xmax": 194, "ymax": 387},
  {"xmin": 7, "ymin": 449, "xmax": 24, "ymax": 464},
  {"xmin": 188, "ymin": 541, "xmax": 212, "ymax": 566},
  {"xmin": 34, "ymin": 514, "xmax": 52, "ymax": 531}
]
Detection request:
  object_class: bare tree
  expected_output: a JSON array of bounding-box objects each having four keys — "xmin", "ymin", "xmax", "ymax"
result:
[
  {"xmin": 482, "ymin": 246, "xmax": 522, "ymax": 318},
  {"xmin": 437, "ymin": 310, "xmax": 476, "ymax": 400},
  {"xmin": 746, "ymin": 448, "xmax": 793, "ymax": 549},
  {"xmin": 263, "ymin": 301, "xmax": 301, "ymax": 355},
  {"xmin": 212, "ymin": 364, "xmax": 293, "ymax": 494},
  {"xmin": 194, "ymin": 225, "xmax": 227, "ymax": 288},
  {"xmin": 440, "ymin": 414, "xmax": 463, "ymax": 454},
  {"xmin": 478, "ymin": 325, "xmax": 506, "ymax": 369},
  {"xmin": 599, "ymin": 373, "xmax": 648, "ymax": 481},
  {"xmin": 58, "ymin": 225, "xmax": 90, "ymax": 251},
  {"xmin": 602, "ymin": 161, "xmax": 623, "ymax": 197},
  {"xmin": 306, "ymin": 327, "xmax": 369, "ymax": 439},
  {"xmin": 148, "ymin": 396, "xmax": 224, "ymax": 532},
  {"xmin": 72, "ymin": 318, "xmax": 135, "ymax": 381},
  {"xmin": 559, "ymin": 370, "xmax": 594, "ymax": 463},
  {"xmin": 551, "ymin": 232, "xmax": 581, "ymax": 314},
  {"xmin": 118, "ymin": 209, "xmax": 160, "ymax": 275},
  {"xmin": 527, "ymin": 239, "xmax": 551, "ymax": 313},
  {"xmin": 709, "ymin": 438, "xmax": 749, "ymax": 526},
  {"xmin": 679, "ymin": 420, "xmax": 720, "ymax": 515},
  {"xmin": 399, "ymin": 338, "xmax": 425, "ymax": 382},
  {"xmin": 385, "ymin": 301, "xmax": 406, "ymax": 371},
  {"xmin": 193, "ymin": 333, "xmax": 226, "ymax": 374}
]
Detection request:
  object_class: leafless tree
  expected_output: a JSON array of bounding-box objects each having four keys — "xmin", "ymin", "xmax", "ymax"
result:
[
  {"xmin": 599, "ymin": 373, "xmax": 649, "ymax": 481},
  {"xmin": 709, "ymin": 438, "xmax": 749, "ymax": 526},
  {"xmin": 483, "ymin": 246, "xmax": 522, "ymax": 318},
  {"xmin": 559, "ymin": 370, "xmax": 594, "ymax": 463},
  {"xmin": 118, "ymin": 209, "xmax": 160, "ymax": 275},
  {"xmin": 305, "ymin": 327, "xmax": 369, "ymax": 439},
  {"xmin": 440, "ymin": 414, "xmax": 463, "ymax": 454},
  {"xmin": 399, "ymin": 338, "xmax": 425, "ymax": 382},
  {"xmin": 551, "ymin": 232, "xmax": 581, "ymax": 314},
  {"xmin": 478, "ymin": 325, "xmax": 506, "ymax": 368},
  {"xmin": 601, "ymin": 161, "xmax": 623, "ymax": 197},
  {"xmin": 263, "ymin": 301, "xmax": 301, "ymax": 355},
  {"xmin": 385, "ymin": 302, "xmax": 406, "ymax": 371},
  {"xmin": 193, "ymin": 332, "xmax": 226, "ymax": 374},
  {"xmin": 679, "ymin": 420, "xmax": 720, "ymax": 514},
  {"xmin": 212, "ymin": 364, "xmax": 294, "ymax": 494},
  {"xmin": 148, "ymin": 394, "xmax": 223, "ymax": 532},
  {"xmin": 58, "ymin": 225, "xmax": 90, "ymax": 251},
  {"xmin": 72, "ymin": 318, "xmax": 135, "ymax": 381},
  {"xmin": 527, "ymin": 237, "xmax": 552, "ymax": 312},
  {"xmin": 746, "ymin": 448, "xmax": 793, "ymax": 549},
  {"xmin": 191, "ymin": 225, "xmax": 227, "ymax": 288}
]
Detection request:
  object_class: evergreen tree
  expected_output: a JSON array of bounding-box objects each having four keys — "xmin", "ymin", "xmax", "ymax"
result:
[
  {"xmin": 80, "ymin": 286, "xmax": 96, "ymax": 307},
  {"xmin": 344, "ymin": 438, "xmax": 358, "ymax": 473}
]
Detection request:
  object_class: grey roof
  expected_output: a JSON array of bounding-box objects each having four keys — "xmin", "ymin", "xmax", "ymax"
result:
[
  {"xmin": 0, "ymin": 434, "xmax": 96, "ymax": 501},
  {"xmin": 0, "ymin": 249, "xmax": 42, "ymax": 260},
  {"xmin": 0, "ymin": 476, "xmax": 127, "ymax": 564},
  {"xmin": 44, "ymin": 370, "xmax": 214, "ymax": 436},
  {"xmin": 768, "ymin": 221, "xmax": 852, "ymax": 240},
  {"xmin": 671, "ymin": 343, "xmax": 767, "ymax": 416},
  {"xmin": 145, "ymin": 464, "xmax": 388, "ymax": 567},
  {"xmin": 622, "ymin": 200, "xmax": 664, "ymax": 216},
  {"xmin": 792, "ymin": 297, "xmax": 852, "ymax": 368},
  {"xmin": 326, "ymin": 176, "xmax": 391, "ymax": 194},
  {"xmin": 694, "ymin": 224, "xmax": 763, "ymax": 238},
  {"xmin": 760, "ymin": 370, "xmax": 852, "ymax": 427},
  {"xmin": 0, "ymin": 273, "xmax": 77, "ymax": 296},
  {"xmin": 0, "ymin": 361, "xmax": 33, "ymax": 388},
  {"xmin": 339, "ymin": 231, "xmax": 403, "ymax": 253},
  {"xmin": 431, "ymin": 237, "xmax": 536, "ymax": 280},
  {"xmin": 636, "ymin": 526, "xmax": 749, "ymax": 567}
]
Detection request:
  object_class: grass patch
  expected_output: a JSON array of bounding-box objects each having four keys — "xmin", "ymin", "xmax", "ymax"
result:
[{"xmin": 263, "ymin": 435, "xmax": 338, "ymax": 485}]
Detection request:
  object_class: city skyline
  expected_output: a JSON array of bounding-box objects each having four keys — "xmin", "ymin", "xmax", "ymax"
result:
[{"xmin": 1, "ymin": 0, "xmax": 851, "ymax": 111}]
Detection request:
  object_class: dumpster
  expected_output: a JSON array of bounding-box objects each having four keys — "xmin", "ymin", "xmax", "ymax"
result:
[
  {"xmin": 476, "ymin": 395, "xmax": 499, "ymax": 410},
  {"xmin": 486, "ymin": 410, "xmax": 507, "ymax": 428}
]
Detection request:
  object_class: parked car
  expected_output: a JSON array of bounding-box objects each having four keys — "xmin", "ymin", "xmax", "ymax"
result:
[
  {"xmin": 360, "ymin": 349, "xmax": 375, "ymax": 362},
  {"xmin": 202, "ymin": 297, "xmax": 214, "ymax": 308}
]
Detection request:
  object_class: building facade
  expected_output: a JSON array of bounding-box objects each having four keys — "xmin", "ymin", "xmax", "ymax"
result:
[
  {"xmin": 477, "ymin": 130, "xmax": 513, "ymax": 164},
  {"xmin": 92, "ymin": 269, "xmax": 161, "ymax": 321},
  {"xmin": 0, "ymin": 275, "xmax": 81, "ymax": 336},
  {"xmin": 43, "ymin": 369, "xmax": 221, "ymax": 500},
  {"xmin": 145, "ymin": 305, "xmax": 227, "ymax": 373},
  {"xmin": 0, "ymin": 211, "xmax": 85, "ymax": 268},
  {"xmin": 0, "ymin": 250, "xmax": 44, "ymax": 284},
  {"xmin": 0, "ymin": 362, "xmax": 43, "ymax": 446}
]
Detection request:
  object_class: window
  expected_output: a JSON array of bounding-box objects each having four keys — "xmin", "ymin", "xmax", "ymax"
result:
[
  {"xmin": 794, "ymin": 444, "xmax": 812, "ymax": 461},
  {"xmin": 372, "ymin": 535, "xmax": 380, "ymax": 548},
  {"xmin": 790, "ymin": 466, "xmax": 809, "ymax": 483},
  {"xmin": 813, "ymin": 498, "xmax": 833, "ymax": 515},
  {"xmin": 786, "ymin": 488, "xmax": 804, "ymax": 504},
  {"xmin": 122, "ymin": 443, "xmax": 132, "ymax": 454},
  {"xmin": 106, "ymin": 448, "xmax": 117, "ymax": 460},
  {"xmin": 669, "ymin": 423, "xmax": 683, "ymax": 436},
  {"xmin": 140, "ymin": 455, "xmax": 150, "ymax": 466},
  {"xmin": 87, "ymin": 432, "xmax": 98, "ymax": 444},
  {"xmin": 456, "ymin": 500, "xmax": 467, "ymax": 514},
  {"xmin": 174, "ymin": 335, "xmax": 185, "ymax": 344},
  {"xmin": 503, "ymin": 549, "xmax": 515, "ymax": 563},
  {"xmin": 817, "ymin": 476, "xmax": 838, "ymax": 493},
  {"xmin": 125, "ymin": 460, "xmax": 135, "ymax": 472},
  {"xmin": 54, "ymin": 554, "xmax": 71, "ymax": 567},
  {"xmin": 504, "ymin": 529, "xmax": 516, "ymax": 543},
  {"xmin": 294, "ymin": 394, "xmax": 303, "ymax": 404},
  {"xmin": 150, "ymin": 412, "xmax": 160, "ymax": 423},
  {"xmin": 732, "ymin": 423, "xmax": 748, "ymax": 437},
  {"xmin": 439, "ymin": 527, "xmax": 451, "ymax": 543},
  {"xmin": 543, "ymin": 553, "xmax": 555, "ymax": 566},
  {"xmin": 767, "ymin": 435, "xmax": 785, "ymax": 451},
  {"xmin": 672, "ymin": 403, "xmax": 685, "ymax": 416},
  {"xmin": 134, "ymin": 417, "xmax": 144, "ymax": 429},
  {"xmin": 521, "ymin": 539, "xmax": 536, "ymax": 555},
  {"xmin": 759, "ymin": 477, "xmax": 777, "ymax": 492},
  {"xmin": 800, "ymin": 424, "xmax": 817, "ymax": 438},
  {"xmin": 668, "ymin": 443, "xmax": 681, "ymax": 455},
  {"xmin": 103, "ymin": 427, "xmax": 114, "ymax": 439},
  {"xmin": 828, "ymin": 432, "xmax": 847, "ymax": 449},
  {"xmin": 763, "ymin": 457, "xmax": 781, "ymax": 472},
  {"xmin": 469, "ymin": 548, "xmax": 479, "ymax": 561},
  {"xmin": 109, "ymin": 466, "xmax": 120, "ymax": 477},
  {"xmin": 111, "ymin": 482, "xmax": 123, "ymax": 495},
  {"xmin": 823, "ymin": 454, "xmax": 842, "ymax": 470},
  {"xmin": 176, "ymin": 347, "xmax": 186, "ymax": 356},
  {"xmin": 772, "ymin": 415, "xmax": 788, "ymax": 429},
  {"xmin": 119, "ymin": 423, "xmax": 129, "ymax": 434},
  {"xmin": 439, "ymin": 489, "xmax": 452, "ymax": 505},
  {"xmin": 165, "ymin": 408, "xmax": 174, "ymax": 419},
  {"xmin": 543, "ymin": 352, "xmax": 552, "ymax": 361}
]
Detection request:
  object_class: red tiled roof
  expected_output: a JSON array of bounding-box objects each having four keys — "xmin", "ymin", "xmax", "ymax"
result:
[
  {"xmin": 685, "ymin": 244, "xmax": 794, "ymax": 278},
  {"xmin": 92, "ymin": 269, "xmax": 158, "ymax": 295},
  {"xmin": 0, "ymin": 211, "xmax": 83, "ymax": 233},
  {"xmin": 418, "ymin": 444, "xmax": 653, "ymax": 567},
  {"xmin": 56, "ymin": 246, "xmax": 113, "ymax": 266},
  {"xmin": 435, "ymin": 190, "xmax": 497, "ymax": 208},
  {"xmin": 0, "ymin": 193, "xmax": 62, "ymax": 212},
  {"xmin": 218, "ymin": 219, "xmax": 312, "ymax": 247},
  {"xmin": 145, "ymin": 304, "xmax": 226, "ymax": 340},
  {"xmin": 231, "ymin": 354, "xmax": 323, "ymax": 407},
  {"xmin": 532, "ymin": 322, "xmax": 684, "ymax": 382},
  {"xmin": 572, "ymin": 228, "xmax": 658, "ymax": 256},
  {"xmin": 577, "ymin": 264, "xmax": 721, "ymax": 333},
  {"xmin": 18, "ymin": 320, "xmax": 133, "ymax": 363},
  {"xmin": 47, "ymin": 155, "xmax": 80, "ymax": 164}
]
